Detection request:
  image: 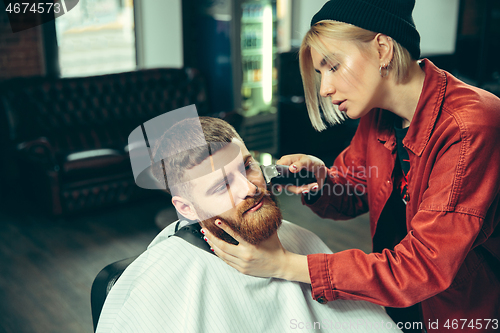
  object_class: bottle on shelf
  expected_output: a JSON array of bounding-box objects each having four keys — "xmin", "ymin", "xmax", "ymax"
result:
[
  {"xmin": 246, "ymin": 57, "xmax": 253, "ymax": 83},
  {"xmin": 243, "ymin": 59, "xmax": 248, "ymax": 83},
  {"xmin": 254, "ymin": 56, "xmax": 262, "ymax": 82}
]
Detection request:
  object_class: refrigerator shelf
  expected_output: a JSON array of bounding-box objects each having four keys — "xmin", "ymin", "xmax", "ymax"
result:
[
  {"xmin": 242, "ymin": 80, "xmax": 278, "ymax": 88},
  {"xmin": 241, "ymin": 18, "xmax": 278, "ymax": 24},
  {"xmin": 242, "ymin": 48, "xmax": 278, "ymax": 56}
]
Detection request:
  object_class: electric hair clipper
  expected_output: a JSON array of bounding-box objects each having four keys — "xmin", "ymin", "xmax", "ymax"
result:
[{"xmin": 260, "ymin": 164, "xmax": 318, "ymax": 187}]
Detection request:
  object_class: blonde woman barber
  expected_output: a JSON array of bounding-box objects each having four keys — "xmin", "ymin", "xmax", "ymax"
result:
[{"xmin": 203, "ymin": 0, "xmax": 500, "ymax": 331}]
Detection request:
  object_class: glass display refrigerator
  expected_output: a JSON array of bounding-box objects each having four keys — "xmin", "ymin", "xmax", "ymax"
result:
[
  {"xmin": 183, "ymin": 0, "xmax": 292, "ymax": 155},
  {"xmin": 239, "ymin": 1, "xmax": 278, "ymax": 116}
]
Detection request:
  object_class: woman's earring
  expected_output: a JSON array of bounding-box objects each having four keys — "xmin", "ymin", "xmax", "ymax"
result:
[{"xmin": 379, "ymin": 64, "xmax": 389, "ymax": 78}]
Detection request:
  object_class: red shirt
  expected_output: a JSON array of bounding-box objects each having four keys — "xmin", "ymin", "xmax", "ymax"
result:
[{"xmin": 305, "ymin": 59, "xmax": 500, "ymax": 330}]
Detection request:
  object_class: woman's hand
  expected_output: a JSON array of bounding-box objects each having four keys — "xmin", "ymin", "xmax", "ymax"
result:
[
  {"xmin": 276, "ymin": 154, "xmax": 328, "ymax": 194},
  {"xmin": 201, "ymin": 220, "xmax": 310, "ymax": 283}
]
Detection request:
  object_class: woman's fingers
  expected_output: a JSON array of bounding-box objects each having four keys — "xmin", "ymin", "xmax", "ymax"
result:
[
  {"xmin": 277, "ymin": 154, "xmax": 326, "ymax": 175},
  {"xmin": 201, "ymin": 220, "xmax": 250, "ymax": 258},
  {"xmin": 276, "ymin": 154, "xmax": 304, "ymax": 167},
  {"xmin": 201, "ymin": 222, "xmax": 289, "ymax": 278},
  {"xmin": 294, "ymin": 155, "xmax": 326, "ymax": 173},
  {"xmin": 201, "ymin": 222, "xmax": 257, "ymax": 274},
  {"xmin": 214, "ymin": 219, "xmax": 244, "ymax": 244},
  {"xmin": 281, "ymin": 182, "xmax": 319, "ymax": 195},
  {"xmin": 208, "ymin": 240, "xmax": 248, "ymax": 271},
  {"xmin": 276, "ymin": 154, "xmax": 327, "ymax": 194},
  {"xmin": 202, "ymin": 226, "xmax": 240, "ymax": 260}
]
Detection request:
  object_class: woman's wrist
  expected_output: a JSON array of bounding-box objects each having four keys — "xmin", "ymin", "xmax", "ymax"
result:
[{"xmin": 278, "ymin": 251, "xmax": 311, "ymax": 284}]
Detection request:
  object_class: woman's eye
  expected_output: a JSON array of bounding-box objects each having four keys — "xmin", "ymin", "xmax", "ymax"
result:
[{"xmin": 329, "ymin": 64, "xmax": 339, "ymax": 72}]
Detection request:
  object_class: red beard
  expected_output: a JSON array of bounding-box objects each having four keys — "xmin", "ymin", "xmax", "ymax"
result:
[{"xmin": 198, "ymin": 188, "xmax": 282, "ymax": 245}]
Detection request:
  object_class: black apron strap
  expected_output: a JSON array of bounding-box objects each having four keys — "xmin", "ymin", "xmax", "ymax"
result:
[{"xmin": 173, "ymin": 222, "xmax": 214, "ymax": 254}]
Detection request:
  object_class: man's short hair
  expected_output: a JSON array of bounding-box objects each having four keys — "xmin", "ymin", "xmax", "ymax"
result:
[{"xmin": 151, "ymin": 116, "xmax": 244, "ymax": 197}]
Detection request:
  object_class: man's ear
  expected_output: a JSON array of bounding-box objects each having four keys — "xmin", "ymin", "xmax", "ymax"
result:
[
  {"xmin": 171, "ymin": 196, "xmax": 199, "ymax": 221},
  {"xmin": 373, "ymin": 33, "xmax": 394, "ymax": 67}
]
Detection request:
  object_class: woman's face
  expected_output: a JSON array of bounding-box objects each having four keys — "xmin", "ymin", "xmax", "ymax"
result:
[{"xmin": 311, "ymin": 36, "xmax": 383, "ymax": 120}]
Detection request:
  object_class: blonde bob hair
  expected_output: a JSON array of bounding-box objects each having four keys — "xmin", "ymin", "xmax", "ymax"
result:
[{"xmin": 299, "ymin": 20, "xmax": 414, "ymax": 131}]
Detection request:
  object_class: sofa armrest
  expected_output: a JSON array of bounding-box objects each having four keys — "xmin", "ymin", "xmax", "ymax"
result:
[{"xmin": 16, "ymin": 137, "xmax": 60, "ymax": 171}]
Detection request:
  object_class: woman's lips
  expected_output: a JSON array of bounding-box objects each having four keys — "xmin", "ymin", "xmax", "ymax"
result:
[
  {"xmin": 332, "ymin": 99, "xmax": 347, "ymax": 112},
  {"xmin": 338, "ymin": 100, "xmax": 347, "ymax": 112}
]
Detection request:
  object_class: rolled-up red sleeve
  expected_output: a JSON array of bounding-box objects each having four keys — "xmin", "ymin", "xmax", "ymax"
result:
[
  {"xmin": 307, "ymin": 253, "xmax": 335, "ymax": 301},
  {"xmin": 307, "ymin": 210, "xmax": 484, "ymax": 307}
]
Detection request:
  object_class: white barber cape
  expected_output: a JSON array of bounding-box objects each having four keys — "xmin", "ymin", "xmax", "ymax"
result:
[{"xmin": 96, "ymin": 220, "xmax": 401, "ymax": 333}]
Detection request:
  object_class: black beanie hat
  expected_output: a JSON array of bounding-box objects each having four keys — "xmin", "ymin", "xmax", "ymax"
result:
[{"xmin": 310, "ymin": 0, "xmax": 421, "ymax": 60}]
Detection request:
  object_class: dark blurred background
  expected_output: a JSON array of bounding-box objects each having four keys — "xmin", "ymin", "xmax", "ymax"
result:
[{"xmin": 0, "ymin": 0, "xmax": 499, "ymax": 332}]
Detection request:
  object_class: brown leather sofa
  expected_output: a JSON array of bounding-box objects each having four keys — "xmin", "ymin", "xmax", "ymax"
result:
[{"xmin": 0, "ymin": 68, "xmax": 209, "ymax": 216}]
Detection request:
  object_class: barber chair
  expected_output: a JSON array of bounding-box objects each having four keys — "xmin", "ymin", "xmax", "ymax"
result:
[
  {"xmin": 90, "ymin": 222, "xmax": 210, "ymax": 331},
  {"xmin": 90, "ymin": 256, "xmax": 138, "ymax": 332}
]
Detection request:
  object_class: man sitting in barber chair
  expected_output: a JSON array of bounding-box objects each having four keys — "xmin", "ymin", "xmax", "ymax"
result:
[{"xmin": 95, "ymin": 116, "xmax": 399, "ymax": 333}]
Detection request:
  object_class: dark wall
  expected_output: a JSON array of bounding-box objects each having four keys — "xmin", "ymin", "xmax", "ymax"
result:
[
  {"xmin": 277, "ymin": 50, "xmax": 358, "ymax": 166},
  {"xmin": 0, "ymin": 10, "xmax": 45, "ymax": 80},
  {"xmin": 454, "ymin": 0, "xmax": 500, "ymax": 86}
]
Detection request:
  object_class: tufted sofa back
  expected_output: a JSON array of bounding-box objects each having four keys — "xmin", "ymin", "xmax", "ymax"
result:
[
  {"xmin": 0, "ymin": 68, "xmax": 209, "ymax": 216},
  {"xmin": 1, "ymin": 68, "xmax": 209, "ymax": 156}
]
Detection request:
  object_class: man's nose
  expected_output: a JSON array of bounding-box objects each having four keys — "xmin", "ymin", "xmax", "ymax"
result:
[{"xmin": 229, "ymin": 173, "xmax": 258, "ymax": 202}]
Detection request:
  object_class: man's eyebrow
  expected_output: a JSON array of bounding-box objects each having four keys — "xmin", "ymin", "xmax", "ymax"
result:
[
  {"xmin": 206, "ymin": 173, "xmax": 226, "ymax": 195},
  {"xmin": 205, "ymin": 154, "xmax": 252, "ymax": 195}
]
